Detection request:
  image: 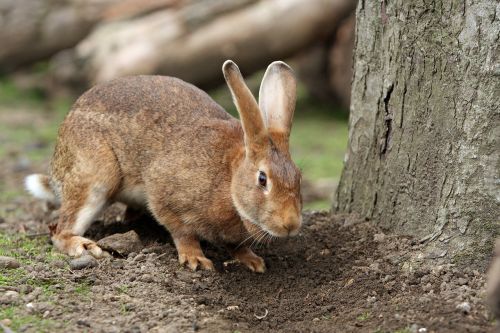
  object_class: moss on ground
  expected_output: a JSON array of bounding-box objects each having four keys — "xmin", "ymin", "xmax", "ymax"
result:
[{"xmin": 0, "ymin": 306, "xmax": 57, "ymax": 332}]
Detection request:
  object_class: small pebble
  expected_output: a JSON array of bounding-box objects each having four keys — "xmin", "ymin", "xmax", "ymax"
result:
[
  {"xmin": 69, "ymin": 255, "xmax": 98, "ymax": 270},
  {"xmin": 140, "ymin": 274, "xmax": 154, "ymax": 283},
  {"xmin": 226, "ymin": 305, "xmax": 239, "ymax": 311},
  {"xmin": 133, "ymin": 253, "xmax": 147, "ymax": 262},
  {"xmin": 1, "ymin": 319, "xmax": 12, "ymax": 326},
  {"xmin": 19, "ymin": 284, "xmax": 33, "ymax": 294},
  {"xmin": 456, "ymin": 301, "xmax": 471, "ymax": 314},
  {"xmin": 0, "ymin": 256, "xmax": 20, "ymax": 269},
  {"xmin": 373, "ymin": 233, "xmax": 385, "ymax": 242},
  {"xmin": 77, "ymin": 319, "xmax": 91, "ymax": 327},
  {"xmin": 320, "ymin": 249, "xmax": 331, "ymax": 256},
  {"xmin": 312, "ymin": 317, "xmax": 320, "ymax": 322},
  {"xmin": 422, "ymin": 283, "xmax": 432, "ymax": 292},
  {"xmin": 0, "ymin": 291, "xmax": 19, "ymax": 304},
  {"xmin": 52, "ymin": 260, "xmax": 66, "ymax": 269}
]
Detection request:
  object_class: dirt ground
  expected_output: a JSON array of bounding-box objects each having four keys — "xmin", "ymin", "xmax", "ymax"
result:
[
  {"xmin": 0, "ymin": 108, "xmax": 496, "ymax": 333},
  {"xmin": 0, "ymin": 198, "xmax": 496, "ymax": 333}
]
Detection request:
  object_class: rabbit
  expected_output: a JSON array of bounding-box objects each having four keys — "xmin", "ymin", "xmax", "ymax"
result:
[{"xmin": 25, "ymin": 60, "xmax": 302, "ymax": 272}]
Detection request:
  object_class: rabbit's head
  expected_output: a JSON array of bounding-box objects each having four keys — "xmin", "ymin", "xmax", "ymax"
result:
[{"xmin": 223, "ymin": 60, "xmax": 302, "ymax": 238}]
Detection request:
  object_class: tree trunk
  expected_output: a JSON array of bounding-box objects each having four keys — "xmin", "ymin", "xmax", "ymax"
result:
[{"xmin": 335, "ymin": 0, "xmax": 499, "ymax": 264}]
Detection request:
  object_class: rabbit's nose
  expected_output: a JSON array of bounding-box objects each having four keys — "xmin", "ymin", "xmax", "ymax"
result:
[{"xmin": 283, "ymin": 215, "xmax": 301, "ymax": 236}]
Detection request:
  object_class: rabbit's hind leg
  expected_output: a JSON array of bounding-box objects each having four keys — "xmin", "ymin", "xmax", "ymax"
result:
[
  {"xmin": 52, "ymin": 184, "xmax": 110, "ymax": 258},
  {"xmin": 51, "ymin": 149, "xmax": 120, "ymax": 258}
]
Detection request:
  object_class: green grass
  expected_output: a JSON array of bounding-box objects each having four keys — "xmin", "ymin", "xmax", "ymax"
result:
[
  {"xmin": 74, "ymin": 280, "xmax": 92, "ymax": 296},
  {"xmin": 0, "ymin": 306, "xmax": 56, "ymax": 332},
  {"xmin": 356, "ymin": 311, "xmax": 372, "ymax": 322},
  {"xmin": 0, "ymin": 233, "xmax": 66, "ymax": 297},
  {"xmin": 0, "ymin": 233, "xmax": 65, "ymax": 265},
  {"xmin": 116, "ymin": 285, "xmax": 130, "ymax": 294}
]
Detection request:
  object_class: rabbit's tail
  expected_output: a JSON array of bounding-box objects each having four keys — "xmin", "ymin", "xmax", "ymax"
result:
[{"xmin": 25, "ymin": 174, "xmax": 59, "ymax": 204}]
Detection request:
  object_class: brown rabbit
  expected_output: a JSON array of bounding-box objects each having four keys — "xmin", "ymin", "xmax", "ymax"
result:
[{"xmin": 25, "ymin": 60, "xmax": 302, "ymax": 272}]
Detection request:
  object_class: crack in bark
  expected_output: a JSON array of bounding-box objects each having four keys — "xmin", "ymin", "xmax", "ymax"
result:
[{"xmin": 380, "ymin": 83, "xmax": 394, "ymax": 156}]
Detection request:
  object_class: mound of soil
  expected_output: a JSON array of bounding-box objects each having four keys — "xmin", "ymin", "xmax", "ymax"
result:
[{"xmin": 0, "ymin": 204, "xmax": 495, "ymax": 332}]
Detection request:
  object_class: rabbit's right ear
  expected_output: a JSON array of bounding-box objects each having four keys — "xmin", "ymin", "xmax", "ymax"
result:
[
  {"xmin": 223, "ymin": 60, "xmax": 268, "ymax": 157},
  {"xmin": 258, "ymin": 61, "xmax": 297, "ymax": 142}
]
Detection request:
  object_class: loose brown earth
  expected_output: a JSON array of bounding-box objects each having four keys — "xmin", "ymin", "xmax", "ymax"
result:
[
  {"xmin": 0, "ymin": 108, "xmax": 496, "ymax": 333},
  {"xmin": 1, "ymin": 199, "xmax": 496, "ymax": 333}
]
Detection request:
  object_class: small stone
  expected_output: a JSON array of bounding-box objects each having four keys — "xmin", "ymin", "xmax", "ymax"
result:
[
  {"xmin": 369, "ymin": 263, "xmax": 380, "ymax": 273},
  {"xmin": 0, "ymin": 256, "xmax": 20, "ymax": 269},
  {"xmin": 133, "ymin": 253, "xmax": 147, "ymax": 262},
  {"xmin": 0, "ymin": 291, "xmax": 19, "ymax": 304},
  {"xmin": 27, "ymin": 302, "xmax": 53, "ymax": 314},
  {"xmin": 128, "ymin": 326, "xmax": 141, "ymax": 333},
  {"xmin": 1, "ymin": 319, "xmax": 12, "ymax": 326},
  {"xmin": 226, "ymin": 305, "xmax": 239, "ymax": 311},
  {"xmin": 457, "ymin": 278, "xmax": 468, "ymax": 286},
  {"xmin": 140, "ymin": 274, "xmax": 154, "ymax": 283},
  {"xmin": 319, "ymin": 249, "xmax": 331, "ymax": 256},
  {"xmin": 373, "ymin": 233, "xmax": 385, "ymax": 242},
  {"xmin": 367, "ymin": 296, "xmax": 377, "ymax": 304},
  {"xmin": 312, "ymin": 317, "xmax": 320, "ymax": 322},
  {"xmin": 19, "ymin": 284, "xmax": 33, "ymax": 294},
  {"xmin": 69, "ymin": 255, "xmax": 98, "ymax": 270},
  {"xmin": 418, "ymin": 328, "xmax": 428, "ymax": 333},
  {"xmin": 456, "ymin": 302, "xmax": 471, "ymax": 314},
  {"xmin": 422, "ymin": 283, "xmax": 432, "ymax": 292},
  {"xmin": 23, "ymin": 287, "xmax": 43, "ymax": 303},
  {"xmin": 409, "ymin": 324, "xmax": 419, "ymax": 333},
  {"xmin": 52, "ymin": 260, "xmax": 66, "ymax": 269},
  {"xmin": 76, "ymin": 319, "xmax": 90, "ymax": 327},
  {"xmin": 97, "ymin": 231, "xmax": 144, "ymax": 256}
]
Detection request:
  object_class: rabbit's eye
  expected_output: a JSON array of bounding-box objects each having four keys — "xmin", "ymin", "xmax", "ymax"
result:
[{"xmin": 258, "ymin": 171, "xmax": 267, "ymax": 188}]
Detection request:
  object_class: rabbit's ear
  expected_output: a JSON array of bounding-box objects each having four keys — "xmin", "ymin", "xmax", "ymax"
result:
[
  {"xmin": 258, "ymin": 61, "xmax": 297, "ymax": 140},
  {"xmin": 223, "ymin": 60, "xmax": 268, "ymax": 157}
]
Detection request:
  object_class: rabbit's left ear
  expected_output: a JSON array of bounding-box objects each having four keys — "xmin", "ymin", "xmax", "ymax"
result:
[{"xmin": 258, "ymin": 61, "xmax": 297, "ymax": 139}]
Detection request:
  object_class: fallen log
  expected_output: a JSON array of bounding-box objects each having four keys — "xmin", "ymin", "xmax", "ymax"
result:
[
  {"xmin": 51, "ymin": 0, "xmax": 356, "ymax": 89},
  {"xmin": 0, "ymin": 0, "xmax": 122, "ymax": 72}
]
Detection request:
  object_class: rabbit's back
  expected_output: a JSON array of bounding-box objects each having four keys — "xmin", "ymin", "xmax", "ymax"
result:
[
  {"xmin": 52, "ymin": 75, "xmax": 242, "ymax": 201},
  {"xmin": 72, "ymin": 75, "xmax": 233, "ymax": 124}
]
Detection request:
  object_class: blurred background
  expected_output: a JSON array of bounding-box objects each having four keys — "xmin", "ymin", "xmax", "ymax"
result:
[{"xmin": 0, "ymin": 0, "xmax": 356, "ymax": 210}]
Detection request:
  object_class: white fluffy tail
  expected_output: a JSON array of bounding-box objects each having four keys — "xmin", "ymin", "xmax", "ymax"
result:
[{"xmin": 25, "ymin": 174, "xmax": 57, "ymax": 203}]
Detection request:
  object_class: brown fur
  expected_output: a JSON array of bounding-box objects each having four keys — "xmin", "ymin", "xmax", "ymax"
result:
[{"xmin": 27, "ymin": 61, "xmax": 302, "ymax": 272}]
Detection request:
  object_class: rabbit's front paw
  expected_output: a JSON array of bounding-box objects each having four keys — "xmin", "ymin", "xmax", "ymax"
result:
[
  {"xmin": 53, "ymin": 234, "xmax": 107, "ymax": 259},
  {"xmin": 232, "ymin": 247, "xmax": 266, "ymax": 273},
  {"xmin": 178, "ymin": 252, "xmax": 214, "ymax": 271}
]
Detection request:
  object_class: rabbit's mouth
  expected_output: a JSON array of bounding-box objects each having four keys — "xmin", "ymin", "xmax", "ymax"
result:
[{"xmin": 242, "ymin": 218, "xmax": 296, "ymax": 242}]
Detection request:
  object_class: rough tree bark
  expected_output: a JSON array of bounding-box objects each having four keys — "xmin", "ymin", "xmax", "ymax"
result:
[{"xmin": 335, "ymin": 0, "xmax": 499, "ymax": 264}]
